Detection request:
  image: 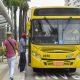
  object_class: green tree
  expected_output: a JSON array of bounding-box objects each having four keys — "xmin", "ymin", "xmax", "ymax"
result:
[
  {"xmin": 19, "ymin": 0, "xmax": 29, "ymax": 40},
  {"xmin": 3, "ymin": 0, "xmax": 11, "ymax": 12},
  {"xmin": 3, "ymin": 0, "xmax": 29, "ymax": 40},
  {"xmin": 22, "ymin": 1, "xmax": 29, "ymax": 32},
  {"xmin": 3, "ymin": 0, "xmax": 18, "ymax": 40},
  {"xmin": 3, "ymin": 0, "xmax": 12, "ymax": 32},
  {"xmin": 11, "ymin": 0, "xmax": 19, "ymax": 40}
]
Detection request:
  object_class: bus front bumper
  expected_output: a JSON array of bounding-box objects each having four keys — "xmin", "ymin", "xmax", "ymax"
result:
[{"xmin": 31, "ymin": 55, "xmax": 80, "ymax": 68}]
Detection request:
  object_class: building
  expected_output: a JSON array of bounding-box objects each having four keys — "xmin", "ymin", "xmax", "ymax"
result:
[{"xmin": 65, "ymin": 0, "xmax": 80, "ymax": 7}]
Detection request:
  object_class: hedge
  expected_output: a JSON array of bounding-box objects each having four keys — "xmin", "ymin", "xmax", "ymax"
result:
[{"xmin": 0, "ymin": 47, "xmax": 5, "ymax": 56}]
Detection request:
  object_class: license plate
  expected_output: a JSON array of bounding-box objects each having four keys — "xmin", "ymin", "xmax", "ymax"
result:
[{"xmin": 53, "ymin": 61, "xmax": 64, "ymax": 66}]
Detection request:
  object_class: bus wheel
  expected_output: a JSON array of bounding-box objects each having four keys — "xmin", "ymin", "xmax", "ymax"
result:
[
  {"xmin": 33, "ymin": 68, "xmax": 38, "ymax": 72},
  {"xmin": 33, "ymin": 68, "xmax": 42, "ymax": 72},
  {"xmin": 69, "ymin": 68, "xmax": 76, "ymax": 72}
]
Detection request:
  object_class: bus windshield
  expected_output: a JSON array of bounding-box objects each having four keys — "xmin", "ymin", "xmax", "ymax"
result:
[{"xmin": 31, "ymin": 19, "xmax": 80, "ymax": 44}]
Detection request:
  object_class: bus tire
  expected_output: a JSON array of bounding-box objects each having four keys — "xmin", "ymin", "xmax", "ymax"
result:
[
  {"xmin": 33, "ymin": 68, "xmax": 38, "ymax": 72},
  {"xmin": 69, "ymin": 68, "xmax": 76, "ymax": 72},
  {"xmin": 33, "ymin": 68, "xmax": 41, "ymax": 72}
]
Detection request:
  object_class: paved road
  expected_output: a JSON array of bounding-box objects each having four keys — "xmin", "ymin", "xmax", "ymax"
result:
[{"xmin": 25, "ymin": 67, "xmax": 80, "ymax": 80}]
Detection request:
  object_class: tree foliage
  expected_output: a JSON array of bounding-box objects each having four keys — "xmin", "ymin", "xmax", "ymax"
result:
[
  {"xmin": 3, "ymin": 0, "xmax": 29, "ymax": 40},
  {"xmin": 3, "ymin": 0, "xmax": 12, "ymax": 8}
]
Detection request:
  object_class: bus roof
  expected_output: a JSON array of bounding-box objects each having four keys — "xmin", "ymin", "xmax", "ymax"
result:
[
  {"xmin": 27, "ymin": 6, "xmax": 80, "ymax": 19},
  {"xmin": 31, "ymin": 6, "xmax": 80, "ymax": 9}
]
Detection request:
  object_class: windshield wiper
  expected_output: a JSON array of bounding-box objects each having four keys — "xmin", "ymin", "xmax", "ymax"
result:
[
  {"xmin": 43, "ymin": 17, "xmax": 55, "ymax": 35},
  {"xmin": 44, "ymin": 17, "xmax": 53, "ymax": 28},
  {"xmin": 63, "ymin": 17, "xmax": 72, "ymax": 31},
  {"xmin": 43, "ymin": 17, "xmax": 59, "ymax": 43}
]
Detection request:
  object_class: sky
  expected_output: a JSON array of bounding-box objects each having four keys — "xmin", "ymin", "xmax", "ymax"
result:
[{"xmin": 28, "ymin": 0, "xmax": 65, "ymax": 7}]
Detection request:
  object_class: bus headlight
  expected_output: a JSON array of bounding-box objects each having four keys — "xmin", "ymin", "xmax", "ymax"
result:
[
  {"xmin": 76, "ymin": 54, "xmax": 80, "ymax": 59},
  {"xmin": 36, "ymin": 54, "xmax": 41, "ymax": 60},
  {"xmin": 32, "ymin": 52, "xmax": 41, "ymax": 60}
]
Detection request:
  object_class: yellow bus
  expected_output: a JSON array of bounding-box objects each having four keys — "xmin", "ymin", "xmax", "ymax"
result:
[{"xmin": 27, "ymin": 6, "xmax": 80, "ymax": 72}]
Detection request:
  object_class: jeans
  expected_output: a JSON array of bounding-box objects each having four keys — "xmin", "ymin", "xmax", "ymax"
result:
[
  {"xmin": 7, "ymin": 56, "xmax": 16, "ymax": 78},
  {"xmin": 19, "ymin": 52, "xmax": 26, "ymax": 72}
]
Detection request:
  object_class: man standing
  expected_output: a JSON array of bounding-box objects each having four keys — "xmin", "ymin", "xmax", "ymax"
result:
[
  {"xmin": 3, "ymin": 32, "xmax": 18, "ymax": 80},
  {"xmin": 18, "ymin": 33, "xmax": 26, "ymax": 72}
]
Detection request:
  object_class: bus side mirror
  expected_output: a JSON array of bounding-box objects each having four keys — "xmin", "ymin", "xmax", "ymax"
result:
[
  {"xmin": 27, "ymin": 20, "xmax": 31, "ymax": 37},
  {"xmin": 27, "ymin": 20, "xmax": 31, "ymax": 31}
]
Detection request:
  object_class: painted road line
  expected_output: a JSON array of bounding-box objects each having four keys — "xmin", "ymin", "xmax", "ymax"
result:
[
  {"xmin": 35, "ymin": 73, "xmax": 80, "ymax": 80},
  {"xmin": 58, "ymin": 74, "xmax": 68, "ymax": 79},
  {"xmin": 35, "ymin": 75, "xmax": 46, "ymax": 80},
  {"xmin": 51, "ymin": 74, "xmax": 59, "ymax": 79},
  {"xmin": 71, "ymin": 74, "xmax": 80, "ymax": 80},
  {"xmin": 35, "ymin": 76, "xmax": 40, "ymax": 80}
]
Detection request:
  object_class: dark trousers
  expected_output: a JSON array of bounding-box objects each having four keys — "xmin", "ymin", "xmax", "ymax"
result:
[{"xmin": 18, "ymin": 52, "xmax": 26, "ymax": 72}]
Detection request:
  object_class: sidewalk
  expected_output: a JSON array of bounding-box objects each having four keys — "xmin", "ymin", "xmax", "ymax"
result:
[
  {"xmin": 0, "ymin": 55, "xmax": 25, "ymax": 80},
  {"xmin": 0, "ymin": 58, "xmax": 8, "ymax": 80}
]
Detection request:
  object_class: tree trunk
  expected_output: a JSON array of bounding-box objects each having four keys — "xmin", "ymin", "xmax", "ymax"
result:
[
  {"xmin": 23, "ymin": 9, "xmax": 28, "ymax": 33},
  {"xmin": 24, "ymin": 11, "xmax": 27, "ymax": 33},
  {"xmin": 23, "ymin": 10, "xmax": 26, "ymax": 32},
  {"xmin": 14, "ymin": 7, "xmax": 17, "ymax": 40},
  {"xmin": 11, "ymin": 6, "xmax": 14, "ymax": 32},
  {"xmin": 19, "ymin": 8, "xmax": 23, "ymax": 40}
]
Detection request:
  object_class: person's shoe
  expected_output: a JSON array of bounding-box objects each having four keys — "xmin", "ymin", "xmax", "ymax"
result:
[
  {"xmin": 10, "ymin": 77, "xmax": 13, "ymax": 80},
  {"xmin": 20, "ymin": 70, "xmax": 24, "ymax": 72},
  {"xmin": 23, "ymin": 71, "xmax": 25, "ymax": 73}
]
